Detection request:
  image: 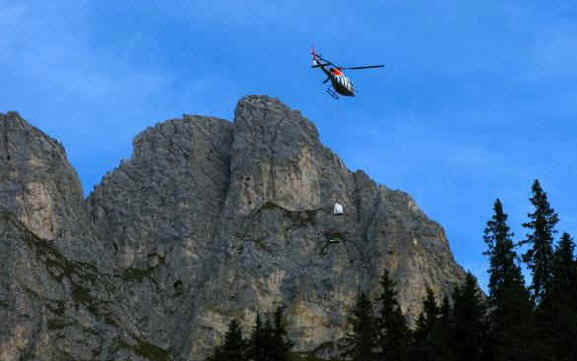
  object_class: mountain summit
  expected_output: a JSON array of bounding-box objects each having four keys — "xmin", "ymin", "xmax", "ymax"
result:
[{"xmin": 0, "ymin": 96, "xmax": 465, "ymax": 361}]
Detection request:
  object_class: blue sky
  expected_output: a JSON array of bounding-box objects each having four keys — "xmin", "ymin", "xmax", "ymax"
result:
[{"xmin": 2, "ymin": 0, "xmax": 577, "ymax": 290}]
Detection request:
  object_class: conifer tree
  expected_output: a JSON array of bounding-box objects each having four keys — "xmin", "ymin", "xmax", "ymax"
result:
[
  {"xmin": 263, "ymin": 318, "xmax": 275, "ymax": 361},
  {"xmin": 416, "ymin": 288, "xmax": 440, "ymax": 338},
  {"xmin": 431, "ymin": 295, "xmax": 455, "ymax": 361},
  {"xmin": 483, "ymin": 198, "xmax": 534, "ymax": 361},
  {"xmin": 411, "ymin": 288, "xmax": 450, "ymax": 361},
  {"xmin": 439, "ymin": 294, "xmax": 451, "ymax": 325},
  {"xmin": 521, "ymin": 179, "xmax": 559, "ymax": 303},
  {"xmin": 451, "ymin": 272, "xmax": 486, "ymax": 361},
  {"xmin": 374, "ymin": 269, "xmax": 409, "ymax": 361},
  {"xmin": 270, "ymin": 306, "xmax": 294, "ymax": 361},
  {"xmin": 340, "ymin": 292, "xmax": 376, "ymax": 361},
  {"xmin": 248, "ymin": 313, "xmax": 269, "ymax": 361},
  {"xmin": 207, "ymin": 318, "xmax": 247, "ymax": 361},
  {"xmin": 538, "ymin": 232, "xmax": 577, "ymax": 361},
  {"xmin": 551, "ymin": 232, "xmax": 577, "ymax": 300}
]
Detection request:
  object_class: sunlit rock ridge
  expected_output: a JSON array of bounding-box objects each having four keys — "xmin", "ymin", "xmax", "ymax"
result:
[{"xmin": 0, "ymin": 96, "xmax": 466, "ymax": 361}]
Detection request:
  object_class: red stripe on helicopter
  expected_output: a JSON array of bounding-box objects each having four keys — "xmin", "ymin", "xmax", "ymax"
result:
[{"xmin": 331, "ymin": 68, "xmax": 343, "ymax": 76}]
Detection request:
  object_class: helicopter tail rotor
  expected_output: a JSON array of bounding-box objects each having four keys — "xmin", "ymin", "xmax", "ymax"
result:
[
  {"xmin": 311, "ymin": 48, "xmax": 334, "ymax": 68},
  {"xmin": 312, "ymin": 47, "xmax": 318, "ymax": 66}
]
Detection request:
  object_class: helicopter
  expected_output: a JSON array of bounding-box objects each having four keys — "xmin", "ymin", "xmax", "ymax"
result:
[{"xmin": 312, "ymin": 49, "xmax": 384, "ymax": 99}]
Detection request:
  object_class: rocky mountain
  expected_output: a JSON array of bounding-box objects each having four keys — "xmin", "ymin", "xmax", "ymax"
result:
[{"xmin": 0, "ymin": 96, "xmax": 466, "ymax": 361}]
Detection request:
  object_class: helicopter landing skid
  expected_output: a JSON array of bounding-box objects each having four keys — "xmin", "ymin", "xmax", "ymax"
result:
[{"xmin": 326, "ymin": 88, "xmax": 339, "ymax": 99}]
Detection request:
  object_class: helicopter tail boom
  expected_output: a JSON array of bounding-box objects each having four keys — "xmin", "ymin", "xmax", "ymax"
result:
[{"xmin": 312, "ymin": 48, "xmax": 331, "ymax": 68}]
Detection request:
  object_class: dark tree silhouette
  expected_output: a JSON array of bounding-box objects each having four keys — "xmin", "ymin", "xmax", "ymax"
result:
[
  {"xmin": 247, "ymin": 313, "xmax": 270, "ymax": 361},
  {"xmin": 551, "ymin": 232, "xmax": 577, "ymax": 302},
  {"xmin": 521, "ymin": 179, "xmax": 559, "ymax": 303},
  {"xmin": 484, "ymin": 198, "xmax": 535, "ymax": 361},
  {"xmin": 536, "ymin": 232, "xmax": 577, "ymax": 361},
  {"xmin": 411, "ymin": 288, "xmax": 444, "ymax": 361},
  {"xmin": 340, "ymin": 292, "xmax": 376, "ymax": 361},
  {"xmin": 451, "ymin": 272, "xmax": 487, "ymax": 361},
  {"xmin": 374, "ymin": 269, "xmax": 409, "ymax": 361},
  {"xmin": 207, "ymin": 318, "xmax": 247, "ymax": 361},
  {"xmin": 270, "ymin": 306, "xmax": 294, "ymax": 361}
]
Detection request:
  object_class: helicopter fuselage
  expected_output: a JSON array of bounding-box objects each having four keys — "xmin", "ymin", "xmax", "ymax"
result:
[
  {"xmin": 329, "ymin": 68, "xmax": 355, "ymax": 96},
  {"xmin": 318, "ymin": 65, "xmax": 355, "ymax": 96}
]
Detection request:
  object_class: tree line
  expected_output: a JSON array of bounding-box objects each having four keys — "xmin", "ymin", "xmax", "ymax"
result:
[
  {"xmin": 207, "ymin": 179, "xmax": 577, "ymax": 361},
  {"xmin": 206, "ymin": 306, "xmax": 294, "ymax": 361}
]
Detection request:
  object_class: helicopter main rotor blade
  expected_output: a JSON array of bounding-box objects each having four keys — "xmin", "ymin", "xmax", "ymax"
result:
[{"xmin": 339, "ymin": 65, "xmax": 384, "ymax": 70}]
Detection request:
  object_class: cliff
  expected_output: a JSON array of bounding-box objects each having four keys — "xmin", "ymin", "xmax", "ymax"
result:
[{"xmin": 0, "ymin": 96, "xmax": 466, "ymax": 361}]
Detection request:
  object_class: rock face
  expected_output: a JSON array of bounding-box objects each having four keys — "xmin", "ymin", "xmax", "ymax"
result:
[
  {"xmin": 0, "ymin": 112, "xmax": 93, "ymax": 242},
  {"xmin": 0, "ymin": 97, "xmax": 466, "ymax": 361}
]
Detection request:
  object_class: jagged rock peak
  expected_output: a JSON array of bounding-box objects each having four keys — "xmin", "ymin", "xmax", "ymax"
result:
[
  {"xmin": 87, "ymin": 112, "xmax": 233, "ymax": 269},
  {"xmin": 1, "ymin": 100, "xmax": 467, "ymax": 361},
  {"xmin": 130, "ymin": 114, "xmax": 232, "ymax": 161},
  {"xmin": 0, "ymin": 111, "xmax": 67, "ymax": 161},
  {"xmin": 235, "ymin": 94, "xmax": 320, "ymax": 140},
  {"xmin": 0, "ymin": 111, "xmax": 90, "ymax": 241},
  {"xmin": 225, "ymin": 95, "xmax": 343, "ymax": 216},
  {"xmin": 1, "ymin": 111, "xmax": 33, "ymax": 129}
]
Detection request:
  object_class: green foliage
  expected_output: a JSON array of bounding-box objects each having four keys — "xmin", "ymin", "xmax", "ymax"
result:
[
  {"xmin": 521, "ymin": 179, "xmax": 559, "ymax": 303},
  {"xmin": 208, "ymin": 307, "xmax": 294, "ymax": 361},
  {"xmin": 46, "ymin": 318, "xmax": 71, "ymax": 330},
  {"xmin": 374, "ymin": 269, "xmax": 409, "ymax": 361},
  {"xmin": 411, "ymin": 288, "xmax": 451, "ymax": 361},
  {"xmin": 272, "ymin": 306, "xmax": 295, "ymax": 361},
  {"xmin": 415, "ymin": 288, "xmax": 440, "ymax": 338},
  {"xmin": 118, "ymin": 338, "xmax": 171, "ymax": 361},
  {"xmin": 551, "ymin": 232, "xmax": 577, "ymax": 299},
  {"xmin": 534, "ymin": 232, "xmax": 577, "ymax": 361},
  {"xmin": 203, "ymin": 180, "xmax": 577, "ymax": 361},
  {"xmin": 339, "ymin": 292, "xmax": 376, "ymax": 361},
  {"xmin": 484, "ymin": 198, "xmax": 535, "ymax": 361},
  {"xmin": 208, "ymin": 318, "xmax": 247, "ymax": 361},
  {"xmin": 483, "ymin": 199, "xmax": 525, "ymax": 305},
  {"xmin": 287, "ymin": 352, "xmax": 343, "ymax": 361},
  {"xmin": 451, "ymin": 272, "xmax": 487, "ymax": 361}
]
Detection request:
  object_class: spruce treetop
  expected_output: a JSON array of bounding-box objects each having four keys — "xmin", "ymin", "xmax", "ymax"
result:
[
  {"xmin": 522, "ymin": 179, "xmax": 559, "ymax": 302},
  {"xmin": 483, "ymin": 199, "xmax": 523, "ymax": 302}
]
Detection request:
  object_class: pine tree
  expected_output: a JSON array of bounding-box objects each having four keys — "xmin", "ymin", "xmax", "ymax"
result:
[
  {"xmin": 270, "ymin": 306, "xmax": 294, "ymax": 361},
  {"xmin": 483, "ymin": 198, "xmax": 535, "ymax": 361},
  {"xmin": 521, "ymin": 179, "xmax": 559, "ymax": 303},
  {"xmin": 374, "ymin": 269, "xmax": 409, "ymax": 361},
  {"xmin": 411, "ymin": 288, "xmax": 447, "ymax": 361},
  {"xmin": 340, "ymin": 292, "xmax": 376, "ymax": 361},
  {"xmin": 248, "ymin": 313, "xmax": 269, "ymax": 361},
  {"xmin": 262, "ymin": 317, "xmax": 275, "ymax": 361},
  {"xmin": 483, "ymin": 199, "xmax": 521, "ymax": 303},
  {"xmin": 451, "ymin": 272, "xmax": 486, "ymax": 361},
  {"xmin": 207, "ymin": 318, "xmax": 247, "ymax": 361},
  {"xmin": 538, "ymin": 232, "xmax": 577, "ymax": 361},
  {"xmin": 418, "ymin": 288, "xmax": 440, "ymax": 336},
  {"xmin": 222, "ymin": 319, "xmax": 247, "ymax": 361},
  {"xmin": 551, "ymin": 232, "xmax": 577, "ymax": 300},
  {"xmin": 431, "ymin": 295, "xmax": 455, "ymax": 361}
]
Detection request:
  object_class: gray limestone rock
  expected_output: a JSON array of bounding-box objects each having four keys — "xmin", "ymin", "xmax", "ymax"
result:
[
  {"xmin": 0, "ymin": 111, "xmax": 93, "ymax": 243},
  {"xmin": 0, "ymin": 98, "xmax": 466, "ymax": 361}
]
